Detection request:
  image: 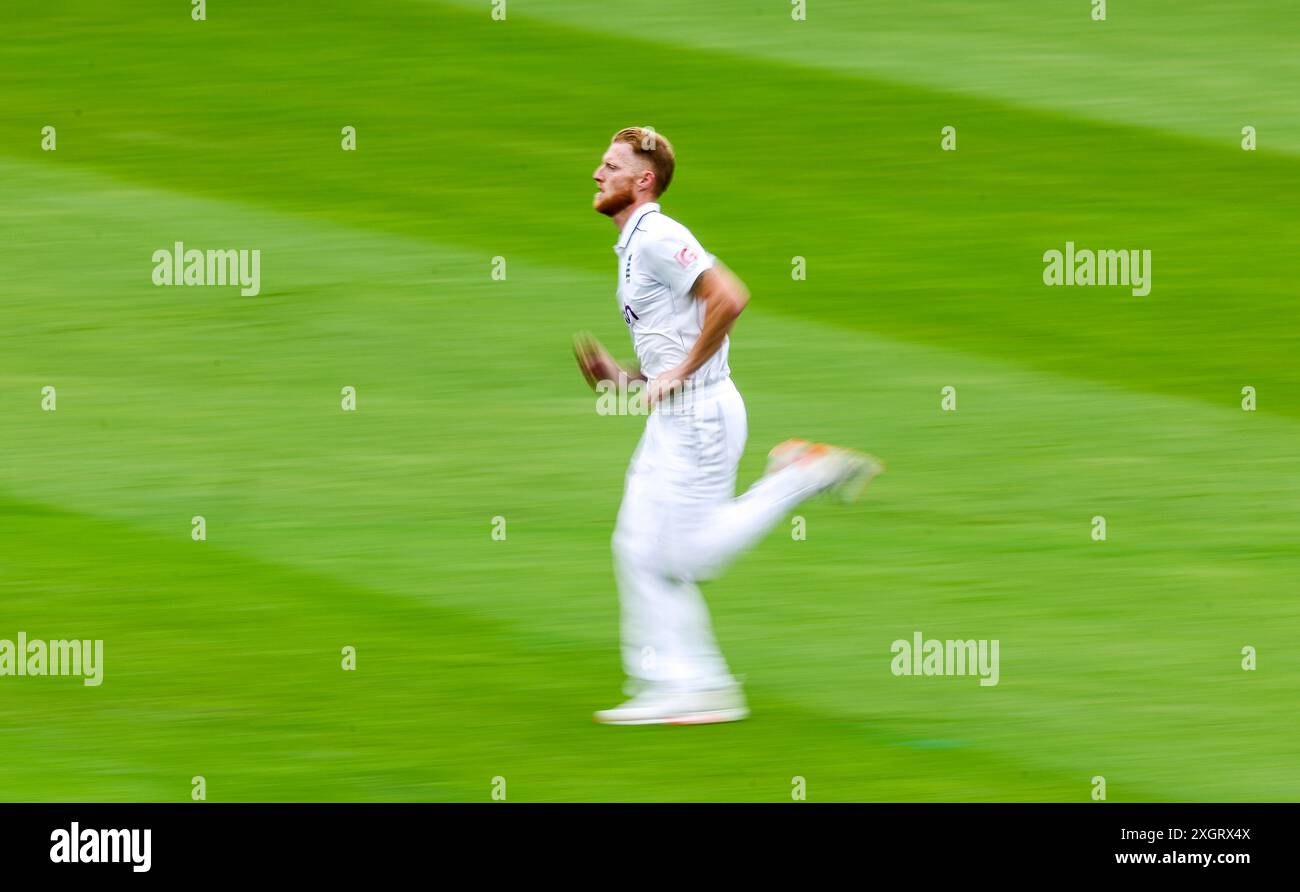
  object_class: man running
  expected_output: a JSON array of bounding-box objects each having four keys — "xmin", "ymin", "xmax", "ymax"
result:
[{"xmin": 575, "ymin": 127, "xmax": 883, "ymax": 725}]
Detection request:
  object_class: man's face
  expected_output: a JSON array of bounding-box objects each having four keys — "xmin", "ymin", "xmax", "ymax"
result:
[{"xmin": 592, "ymin": 142, "xmax": 645, "ymax": 216}]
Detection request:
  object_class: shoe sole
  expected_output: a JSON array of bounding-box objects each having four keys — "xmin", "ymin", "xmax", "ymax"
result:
[
  {"xmin": 594, "ymin": 707, "xmax": 750, "ymax": 726},
  {"xmin": 669, "ymin": 707, "xmax": 749, "ymax": 725}
]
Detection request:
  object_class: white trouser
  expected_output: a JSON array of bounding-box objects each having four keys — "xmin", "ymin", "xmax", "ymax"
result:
[{"xmin": 611, "ymin": 377, "xmax": 827, "ymax": 694}]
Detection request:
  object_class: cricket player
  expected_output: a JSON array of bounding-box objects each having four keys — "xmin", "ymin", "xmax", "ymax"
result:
[{"xmin": 575, "ymin": 127, "xmax": 882, "ymax": 725}]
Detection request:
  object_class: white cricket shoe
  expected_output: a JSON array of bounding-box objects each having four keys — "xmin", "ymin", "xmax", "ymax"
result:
[
  {"xmin": 594, "ymin": 686, "xmax": 749, "ymax": 726},
  {"xmin": 766, "ymin": 439, "xmax": 885, "ymax": 503}
]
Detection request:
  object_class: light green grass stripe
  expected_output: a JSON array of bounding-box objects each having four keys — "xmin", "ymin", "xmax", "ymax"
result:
[{"xmin": 3, "ymin": 494, "xmax": 1092, "ymax": 802}]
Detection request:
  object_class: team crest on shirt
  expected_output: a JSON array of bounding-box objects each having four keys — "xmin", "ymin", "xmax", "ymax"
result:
[{"xmin": 674, "ymin": 246, "xmax": 698, "ymax": 268}]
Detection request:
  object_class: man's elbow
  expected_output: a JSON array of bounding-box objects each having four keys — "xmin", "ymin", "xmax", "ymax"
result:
[
  {"xmin": 696, "ymin": 266, "xmax": 749, "ymax": 319},
  {"xmin": 727, "ymin": 280, "xmax": 750, "ymax": 319}
]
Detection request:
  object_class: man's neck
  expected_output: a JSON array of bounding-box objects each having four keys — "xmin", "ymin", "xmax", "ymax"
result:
[{"xmin": 611, "ymin": 198, "xmax": 653, "ymax": 234}]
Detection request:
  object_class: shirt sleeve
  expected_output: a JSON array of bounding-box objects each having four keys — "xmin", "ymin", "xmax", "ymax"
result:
[{"xmin": 641, "ymin": 229, "xmax": 716, "ymax": 299}]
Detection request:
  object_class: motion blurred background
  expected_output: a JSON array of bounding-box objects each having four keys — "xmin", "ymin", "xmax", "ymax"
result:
[{"xmin": 1, "ymin": 0, "xmax": 1297, "ymax": 801}]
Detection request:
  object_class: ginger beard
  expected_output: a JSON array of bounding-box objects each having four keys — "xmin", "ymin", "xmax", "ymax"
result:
[{"xmin": 593, "ymin": 176, "xmax": 637, "ymax": 216}]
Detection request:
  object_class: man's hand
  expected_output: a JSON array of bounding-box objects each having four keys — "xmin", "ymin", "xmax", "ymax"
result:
[
  {"xmin": 573, "ymin": 332, "xmax": 629, "ymax": 391},
  {"xmin": 646, "ymin": 363, "xmax": 687, "ymax": 407}
]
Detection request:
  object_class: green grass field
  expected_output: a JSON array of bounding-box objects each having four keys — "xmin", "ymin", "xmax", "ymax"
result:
[{"xmin": 2, "ymin": 1, "xmax": 1297, "ymax": 801}]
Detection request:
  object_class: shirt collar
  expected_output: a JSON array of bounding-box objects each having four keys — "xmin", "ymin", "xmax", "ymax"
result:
[{"xmin": 614, "ymin": 201, "xmax": 661, "ymax": 251}]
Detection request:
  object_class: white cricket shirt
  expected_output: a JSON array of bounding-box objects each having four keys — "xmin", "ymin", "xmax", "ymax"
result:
[{"xmin": 613, "ymin": 202, "xmax": 729, "ymax": 385}]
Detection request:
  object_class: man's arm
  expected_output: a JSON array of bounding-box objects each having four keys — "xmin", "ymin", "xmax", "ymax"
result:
[{"xmin": 647, "ymin": 262, "xmax": 749, "ymax": 404}]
